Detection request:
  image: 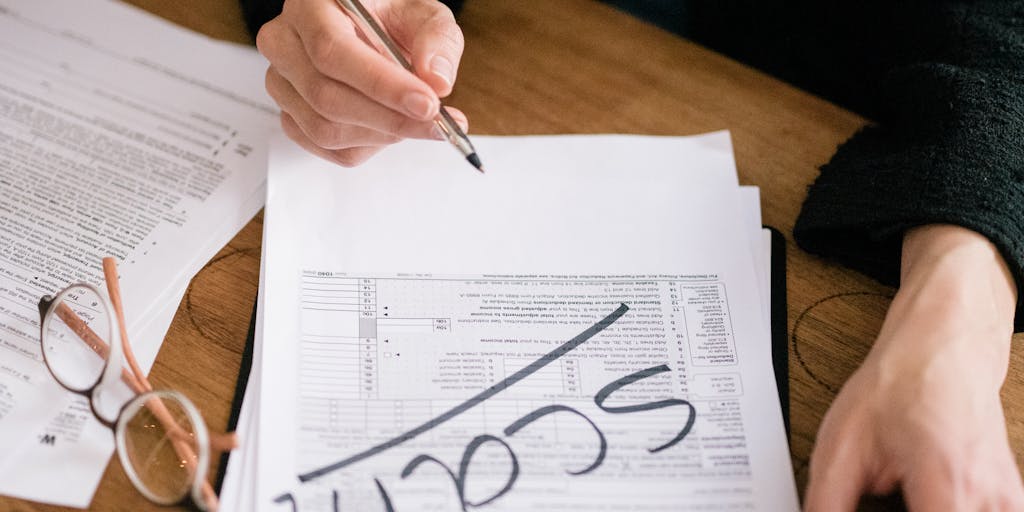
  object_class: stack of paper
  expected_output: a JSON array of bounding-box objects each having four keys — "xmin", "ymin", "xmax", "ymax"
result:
[
  {"xmin": 222, "ymin": 132, "xmax": 798, "ymax": 511},
  {"xmin": 0, "ymin": 0, "xmax": 276, "ymax": 506}
]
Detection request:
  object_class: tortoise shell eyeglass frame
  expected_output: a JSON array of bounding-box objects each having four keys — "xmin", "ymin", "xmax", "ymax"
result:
[{"xmin": 37, "ymin": 257, "xmax": 238, "ymax": 511}]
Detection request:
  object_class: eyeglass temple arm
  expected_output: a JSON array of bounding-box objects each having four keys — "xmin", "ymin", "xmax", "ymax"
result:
[
  {"xmin": 102, "ymin": 259, "xmax": 153, "ymax": 393},
  {"xmin": 50, "ymin": 260, "xmax": 237, "ymax": 509},
  {"xmin": 101, "ymin": 258, "xmax": 235, "ymax": 511},
  {"xmin": 53, "ymin": 302, "xmax": 144, "ymax": 393},
  {"xmin": 52, "ymin": 275, "xmax": 236, "ymax": 511},
  {"xmin": 52, "ymin": 277, "xmax": 240, "ymax": 452},
  {"xmin": 100, "ymin": 259, "xmax": 238, "ymax": 443}
]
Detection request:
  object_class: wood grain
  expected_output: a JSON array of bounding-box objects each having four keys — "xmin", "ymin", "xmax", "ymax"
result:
[{"xmin": 3, "ymin": 0, "xmax": 1021, "ymax": 510}]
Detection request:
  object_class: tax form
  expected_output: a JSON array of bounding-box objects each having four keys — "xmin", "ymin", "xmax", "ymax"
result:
[
  {"xmin": 0, "ymin": 0, "xmax": 277, "ymax": 506},
  {"xmin": 243, "ymin": 133, "xmax": 799, "ymax": 511}
]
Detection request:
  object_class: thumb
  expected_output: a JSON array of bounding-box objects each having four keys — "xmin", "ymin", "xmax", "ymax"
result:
[{"xmin": 386, "ymin": 1, "xmax": 464, "ymax": 97}]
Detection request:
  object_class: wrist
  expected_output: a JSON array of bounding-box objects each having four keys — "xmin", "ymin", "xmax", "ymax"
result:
[
  {"xmin": 898, "ymin": 224, "xmax": 1017, "ymax": 327},
  {"xmin": 864, "ymin": 225, "xmax": 1016, "ymax": 387}
]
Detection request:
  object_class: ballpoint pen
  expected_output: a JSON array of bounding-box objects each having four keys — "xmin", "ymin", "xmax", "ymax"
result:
[{"xmin": 334, "ymin": 0, "xmax": 485, "ymax": 173}]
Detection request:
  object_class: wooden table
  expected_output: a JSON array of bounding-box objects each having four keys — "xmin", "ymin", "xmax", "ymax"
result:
[{"xmin": 5, "ymin": 0, "xmax": 1023, "ymax": 510}]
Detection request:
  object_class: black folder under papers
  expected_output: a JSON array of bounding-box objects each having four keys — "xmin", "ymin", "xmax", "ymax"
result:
[
  {"xmin": 768, "ymin": 226, "xmax": 790, "ymax": 436},
  {"xmin": 215, "ymin": 226, "xmax": 792, "ymax": 493}
]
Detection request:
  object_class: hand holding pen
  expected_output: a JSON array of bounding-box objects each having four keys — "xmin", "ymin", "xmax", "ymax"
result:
[{"xmin": 257, "ymin": 0, "xmax": 476, "ymax": 168}]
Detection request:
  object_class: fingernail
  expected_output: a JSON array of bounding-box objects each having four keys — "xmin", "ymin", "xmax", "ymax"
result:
[
  {"xmin": 403, "ymin": 92, "xmax": 436, "ymax": 120},
  {"xmin": 449, "ymin": 110, "xmax": 468, "ymax": 132},
  {"xmin": 430, "ymin": 55, "xmax": 454, "ymax": 87}
]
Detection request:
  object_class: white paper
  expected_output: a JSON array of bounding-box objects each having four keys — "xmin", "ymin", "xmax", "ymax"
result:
[
  {"xmin": 223, "ymin": 184, "xmax": 768, "ymax": 511},
  {"xmin": 0, "ymin": 0, "xmax": 277, "ymax": 506},
  {"xmin": 738, "ymin": 186, "xmax": 770, "ymax": 318},
  {"xmin": 221, "ymin": 184, "xmax": 778, "ymax": 512},
  {"xmin": 242, "ymin": 134, "xmax": 797, "ymax": 511}
]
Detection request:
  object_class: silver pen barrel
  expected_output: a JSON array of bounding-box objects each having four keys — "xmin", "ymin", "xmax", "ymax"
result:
[{"xmin": 335, "ymin": 0, "xmax": 485, "ymax": 172}]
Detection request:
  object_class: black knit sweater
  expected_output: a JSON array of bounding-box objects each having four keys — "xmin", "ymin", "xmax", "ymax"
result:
[{"xmin": 241, "ymin": 0, "xmax": 1024, "ymax": 332}]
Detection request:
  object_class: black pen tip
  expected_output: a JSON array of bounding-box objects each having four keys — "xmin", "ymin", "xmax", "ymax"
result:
[{"xmin": 467, "ymin": 153, "xmax": 484, "ymax": 173}]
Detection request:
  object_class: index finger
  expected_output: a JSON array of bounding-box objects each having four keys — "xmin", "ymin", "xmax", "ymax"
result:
[{"xmin": 289, "ymin": 0, "xmax": 441, "ymax": 121}]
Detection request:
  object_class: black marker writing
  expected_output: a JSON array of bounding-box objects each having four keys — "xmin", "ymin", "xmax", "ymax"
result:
[
  {"xmin": 503, "ymin": 404, "xmax": 606, "ymax": 475},
  {"xmin": 297, "ymin": 303, "xmax": 629, "ymax": 482},
  {"xmin": 594, "ymin": 364, "xmax": 697, "ymax": 453},
  {"xmin": 273, "ymin": 364, "xmax": 696, "ymax": 511},
  {"xmin": 374, "ymin": 478, "xmax": 396, "ymax": 512},
  {"xmin": 272, "ymin": 492, "xmax": 297, "ymax": 512},
  {"xmin": 272, "ymin": 303, "xmax": 702, "ymax": 510},
  {"xmin": 402, "ymin": 434, "xmax": 519, "ymax": 512}
]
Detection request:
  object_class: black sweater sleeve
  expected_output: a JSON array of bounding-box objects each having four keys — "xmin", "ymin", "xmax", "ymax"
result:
[
  {"xmin": 239, "ymin": 0, "xmax": 282, "ymax": 38},
  {"xmin": 601, "ymin": 2, "xmax": 1024, "ymax": 331},
  {"xmin": 239, "ymin": 0, "xmax": 464, "ymax": 37},
  {"xmin": 783, "ymin": 2, "xmax": 1024, "ymax": 331}
]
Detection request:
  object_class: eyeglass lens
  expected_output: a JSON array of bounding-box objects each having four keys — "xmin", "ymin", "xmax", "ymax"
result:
[
  {"xmin": 118, "ymin": 392, "xmax": 201, "ymax": 504},
  {"xmin": 41, "ymin": 286, "xmax": 110, "ymax": 392}
]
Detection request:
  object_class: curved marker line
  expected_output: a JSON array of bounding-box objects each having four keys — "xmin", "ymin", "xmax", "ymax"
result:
[
  {"xmin": 459, "ymin": 435, "xmax": 519, "ymax": 508},
  {"xmin": 400, "ymin": 435, "xmax": 519, "ymax": 510},
  {"xmin": 503, "ymin": 404, "xmax": 606, "ymax": 475},
  {"xmin": 374, "ymin": 478, "xmax": 397, "ymax": 512},
  {"xmin": 401, "ymin": 454, "xmax": 460, "ymax": 506},
  {"xmin": 594, "ymin": 364, "xmax": 679, "ymax": 413},
  {"xmin": 298, "ymin": 303, "xmax": 630, "ymax": 483},
  {"xmin": 271, "ymin": 493, "xmax": 296, "ymax": 512},
  {"xmin": 594, "ymin": 364, "xmax": 697, "ymax": 453}
]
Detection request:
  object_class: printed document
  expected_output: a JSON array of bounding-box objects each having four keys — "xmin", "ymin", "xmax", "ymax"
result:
[
  {"xmin": 0, "ymin": 0, "xmax": 277, "ymax": 506},
  {"xmin": 239, "ymin": 134, "xmax": 798, "ymax": 511}
]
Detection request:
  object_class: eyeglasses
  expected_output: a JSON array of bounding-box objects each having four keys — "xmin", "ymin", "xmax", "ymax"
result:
[{"xmin": 37, "ymin": 257, "xmax": 236, "ymax": 511}]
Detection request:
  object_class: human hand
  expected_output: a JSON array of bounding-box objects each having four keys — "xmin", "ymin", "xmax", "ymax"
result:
[
  {"xmin": 804, "ymin": 224, "xmax": 1024, "ymax": 511},
  {"xmin": 257, "ymin": 0, "xmax": 467, "ymax": 166}
]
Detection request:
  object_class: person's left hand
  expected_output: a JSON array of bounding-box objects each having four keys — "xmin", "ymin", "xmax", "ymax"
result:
[{"xmin": 803, "ymin": 225, "xmax": 1024, "ymax": 511}]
